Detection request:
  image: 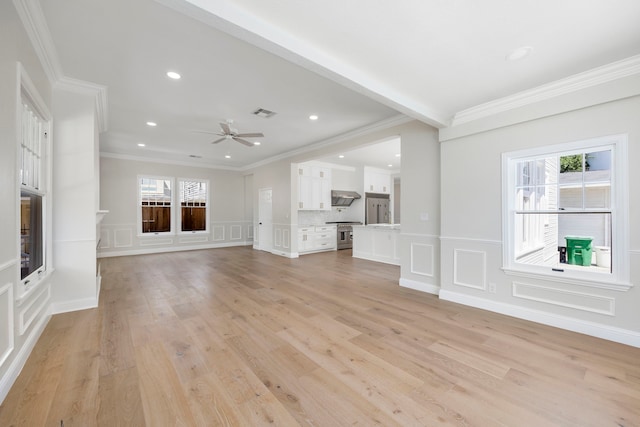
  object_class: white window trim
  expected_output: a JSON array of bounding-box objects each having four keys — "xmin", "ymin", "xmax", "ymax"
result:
[
  {"xmin": 17, "ymin": 63, "xmax": 52, "ymax": 292},
  {"xmin": 177, "ymin": 177, "xmax": 210, "ymax": 235},
  {"xmin": 501, "ymin": 134, "xmax": 631, "ymax": 291},
  {"xmin": 137, "ymin": 175, "xmax": 175, "ymax": 237}
]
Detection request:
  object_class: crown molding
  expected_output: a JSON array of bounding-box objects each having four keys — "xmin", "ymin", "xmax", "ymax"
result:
[
  {"xmin": 100, "ymin": 152, "xmax": 241, "ymax": 171},
  {"xmin": 55, "ymin": 77, "xmax": 109, "ymax": 132},
  {"xmin": 450, "ymin": 54, "xmax": 640, "ymax": 127},
  {"xmin": 12, "ymin": 0, "xmax": 63, "ymax": 83}
]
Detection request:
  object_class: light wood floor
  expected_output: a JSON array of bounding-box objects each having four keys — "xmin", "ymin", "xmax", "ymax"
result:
[{"xmin": 1, "ymin": 247, "xmax": 639, "ymax": 426}]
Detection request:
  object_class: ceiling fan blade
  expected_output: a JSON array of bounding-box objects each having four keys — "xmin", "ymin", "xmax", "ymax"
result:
[
  {"xmin": 235, "ymin": 132, "xmax": 264, "ymax": 138},
  {"xmin": 220, "ymin": 122, "xmax": 231, "ymax": 135},
  {"xmin": 211, "ymin": 137, "xmax": 226, "ymax": 144},
  {"xmin": 233, "ymin": 137, "xmax": 255, "ymax": 147}
]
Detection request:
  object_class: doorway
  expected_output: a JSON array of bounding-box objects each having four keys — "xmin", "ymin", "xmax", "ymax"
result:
[{"xmin": 258, "ymin": 187, "xmax": 273, "ymax": 252}]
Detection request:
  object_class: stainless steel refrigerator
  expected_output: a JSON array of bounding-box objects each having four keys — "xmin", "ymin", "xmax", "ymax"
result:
[{"xmin": 365, "ymin": 194, "xmax": 390, "ymax": 224}]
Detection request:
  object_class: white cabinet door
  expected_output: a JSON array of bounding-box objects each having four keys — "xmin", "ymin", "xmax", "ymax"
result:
[
  {"xmin": 364, "ymin": 170, "xmax": 391, "ymax": 194},
  {"xmin": 298, "ymin": 164, "xmax": 331, "ymax": 210},
  {"xmin": 298, "ymin": 175, "xmax": 313, "ymax": 209}
]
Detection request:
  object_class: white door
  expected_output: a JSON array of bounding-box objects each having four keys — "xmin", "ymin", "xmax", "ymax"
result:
[{"xmin": 258, "ymin": 187, "xmax": 273, "ymax": 252}]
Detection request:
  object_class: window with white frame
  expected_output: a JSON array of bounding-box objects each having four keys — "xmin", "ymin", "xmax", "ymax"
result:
[
  {"xmin": 20, "ymin": 98, "xmax": 49, "ymax": 282},
  {"xmin": 178, "ymin": 179, "xmax": 208, "ymax": 233},
  {"xmin": 503, "ymin": 134, "xmax": 629, "ymax": 288},
  {"xmin": 138, "ymin": 176, "xmax": 173, "ymax": 234}
]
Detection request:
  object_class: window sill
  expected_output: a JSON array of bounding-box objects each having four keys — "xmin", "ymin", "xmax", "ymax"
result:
[
  {"xmin": 502, "ymin": 267, "xmax": 633, "ymax": 291},
  {"xmin": 17, "ymin": 268, "xmax": 54, "ymax": 307},
  {"xmin": 137, "ymin": 232, "xmax": 175, "ymax": 238}
]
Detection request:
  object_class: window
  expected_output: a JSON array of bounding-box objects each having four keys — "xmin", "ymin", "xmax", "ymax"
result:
[
  {"xmin": 139, "ymin": 176, "xmax": 173, "ymax": 234},
  {"xmin": 20, "ymin": 99, "xmax": 48, "ymax": 281},
  {"xmin": 178, "ymin": 179, "xmax": 208, "ymax": 233},
  {"xmin": 503, "ymin": 135, "xmax": 629, "ymax": 289}
]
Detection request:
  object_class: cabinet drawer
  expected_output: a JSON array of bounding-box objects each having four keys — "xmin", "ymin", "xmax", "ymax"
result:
[{"xmin": 315, "ymin": 226, "xmax": 336, "ymax": 232}]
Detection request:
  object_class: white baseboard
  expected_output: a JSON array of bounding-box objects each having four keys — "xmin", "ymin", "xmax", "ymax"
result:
[
  {"xmin": 50, "ymin": 297, "xmax": 98, "ymax": 315},
  {"xmin": 399, "ymin": 278, "xmax": 440, "ymax": 295},
  {"xmin": 439, "ymin": 289, "xmax": 640, "ymax": 348},
  {"xmin": 98, "ymin": 241, "xmax": 252, "ymax": 258},
  {"xmin": 271, "ymin": 250, "xmax": 298, "ymax": 259},
  {"xmin": 0, "ymin": 311, "xmax": 50, "ymax": 404}
]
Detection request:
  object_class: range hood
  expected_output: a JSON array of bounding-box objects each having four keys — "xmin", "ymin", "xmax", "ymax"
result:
[{"xmin": 331, "ymin": 190, "xmax": 362, "ymax": 207}]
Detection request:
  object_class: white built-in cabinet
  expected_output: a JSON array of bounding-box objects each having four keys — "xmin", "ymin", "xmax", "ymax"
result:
[
  {"xmin": 298, "ymin": 164, "xmax": 331, "ymax": 210},
  {"xmin": 364, "ymin": 167, "xmax": 392, "ymax": 194},
  {"xmin": 298, "ymin": 225, "xmax": 337, "ymax": 254}
]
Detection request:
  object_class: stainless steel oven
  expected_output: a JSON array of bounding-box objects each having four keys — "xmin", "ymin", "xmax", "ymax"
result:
[{"xmin": 327, "ymin": 221, "xmax": 362, "ymax": 250}]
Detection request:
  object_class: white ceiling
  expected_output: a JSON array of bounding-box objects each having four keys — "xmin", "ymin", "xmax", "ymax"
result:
[{"xmin": 37, "ymin": 0, "xmax": 640, "ymax": 169}]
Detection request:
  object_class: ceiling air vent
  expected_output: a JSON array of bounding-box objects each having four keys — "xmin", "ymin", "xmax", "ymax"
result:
[{"xmin": 252, "ymin": 108, "xmax": 276, "ymax": 118}]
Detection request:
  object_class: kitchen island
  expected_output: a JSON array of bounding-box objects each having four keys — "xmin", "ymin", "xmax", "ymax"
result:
[{"xmin": 352, "ymin": 224, "xmax": 400, "ymax": 265}]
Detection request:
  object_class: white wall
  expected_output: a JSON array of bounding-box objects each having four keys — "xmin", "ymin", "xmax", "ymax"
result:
[
  {"xmin": 439, "ymin": 94, "xmax": 640, "ymax": 345},
  {"xmin": 0, "ymin": 0, "xmax": 53, "ymax": 403},
  {"xmin": 99, "ymin": 156, "xmax": 252, "ymax": 257},
  {"xmin": 51, "ymin": 87, "xmax": 100, "ymax": 313}
]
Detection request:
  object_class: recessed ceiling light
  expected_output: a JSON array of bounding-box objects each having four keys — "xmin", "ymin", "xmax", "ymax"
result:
[
  {"xmin": 309, "ymin": 115, "xmax": 318, "ymax": 120},
  {"xmin": 388, "ymin": 164, "xmax": 393, "ymax": 167},
  {"xmin": 339, "ymin": 155, "xmax": 345, "ymax": 159},
  {"xmin": 146, "ymin": 121, "xmax": 157, "ymax": 127},
  {"xmin": 137, "ymin": 143, "xmax": 146, "ymax": 147},
  {"xmin": 395, "ymin": 153, "xmax": 401, "ymax": 157},
  {"xmin": 506, "ymin": 46, "xmax": 533, "ymax": 62},
  {"xmin": 225, "ymin": 155, "xmax": 231, "ymax": 159},
  {"xmin": 166, "ymin": 71, "xmax": 181, "ymax": 80},
  {"xmin": 253, "ymin": 141, "xmax": 261, "ymax": 146}
]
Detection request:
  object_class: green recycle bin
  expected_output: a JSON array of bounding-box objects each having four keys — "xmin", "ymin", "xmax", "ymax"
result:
[{"xmin": 565, "ymin": 236, "xmax": 593, "ymax": 266}]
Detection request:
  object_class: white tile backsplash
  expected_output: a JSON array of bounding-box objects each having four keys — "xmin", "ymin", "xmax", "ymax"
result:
[{"xmin": 298, "ymin": 208, "xmax": 362, "ymax": 226}]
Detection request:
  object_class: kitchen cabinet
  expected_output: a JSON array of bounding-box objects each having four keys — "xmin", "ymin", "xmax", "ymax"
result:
[
  {"xmin": 364, "ymin": 168, "xmax": 391, "ymax": 194},
  {"xmin": 298, "ymin": 164, "xmax": 331, "ymax": 210},
  {"xmin": 298, "ymin": 224, "xmax": 337, "ymax": 254},
  {"xmin": 352, "ymin": 225, "xmax": 400, "ymax": 265}
]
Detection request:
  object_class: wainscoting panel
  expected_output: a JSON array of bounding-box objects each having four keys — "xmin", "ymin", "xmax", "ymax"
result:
[
  {"xmin": 114, "ymin": 228, "xmax": 133, "ymax": 248},
  {"xmin": 247, "ymin": 225, "xmax": 254, "ymax": 239},
  {"xmin": 513, "ymin": 281, "xmax": 615, "ymax": 316},
  {"xmin": 274, "ymin": 229, "xmax": 283, "ymax": 248},
  {"xmin": 283, "ymin": 229, "xmax": 290, "ymax": 249},
  {"xmin": 230, "ymin": 225, "xmax": 242, "ymax": 241},
  {"xmin": 0, "ymin": 282, "xmax": 13, "ymax": 368},
  {"xmin": 212, "ymin": 226, "xmax": 225, "ymax": 242},
  {"xmin": 453, "ymin": 249, "xmax": 487, "ymax": 290},
  {"xmin": 99, "ymin": 229, "xmax": 110, "ymax": 249},
  {"xmin": 140, "ymin": 238, "xmax": 173, "ymax": 247},
  {"xmin": 410, "ymin": 243, "xmax": 434, "ymax": 277},
  {"xmin": 18, "ymin": 284, "xmax": 50, "ymax": 336},
  {"xmin": 179, "ymin": 235, "xmax": 208, "ymax": 244}
]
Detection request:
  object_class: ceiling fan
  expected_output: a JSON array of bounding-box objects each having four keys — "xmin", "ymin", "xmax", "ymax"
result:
[{"xmin": 199, "ymin": 119, "xmax": 264, "ymax": 147}]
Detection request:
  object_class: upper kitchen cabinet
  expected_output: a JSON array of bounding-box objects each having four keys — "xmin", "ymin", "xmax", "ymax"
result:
[
  {"xmin": 364, "ymin": 166, "xmax": 392, "ymax": 194},
  {"xmin": 297, "ymin": 163, "xmax": 331, "ymax": 210}
]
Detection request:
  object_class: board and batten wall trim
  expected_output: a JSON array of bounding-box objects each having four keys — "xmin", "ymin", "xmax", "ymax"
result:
[{"xmin": 98, "ymin": 220, "xmax": 253, "ymax": 258}]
